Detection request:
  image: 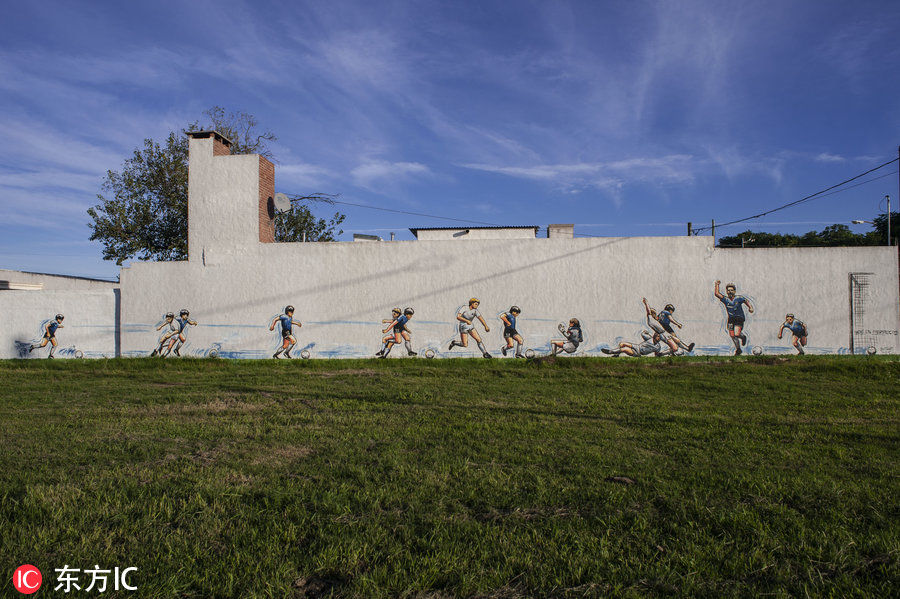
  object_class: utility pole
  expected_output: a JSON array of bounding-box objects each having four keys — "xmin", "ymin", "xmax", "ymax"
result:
[
  {"xmin": 887, "ymin": 194, "xmax": 891, "ymax": 246},
  {"xmin": 711, "ymin": 219, "xmax": 716, "ymax": 246}
]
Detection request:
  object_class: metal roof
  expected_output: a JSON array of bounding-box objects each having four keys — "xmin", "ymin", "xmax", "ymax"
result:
[{"xmin": 409, "ymin": 225, "xmax": 539, "ymax": 237}]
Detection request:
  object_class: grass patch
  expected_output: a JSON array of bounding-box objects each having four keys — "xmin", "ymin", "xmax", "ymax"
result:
[{"xmin": 1, "ymin": 356, "xmax": 898, "ymax": 597}]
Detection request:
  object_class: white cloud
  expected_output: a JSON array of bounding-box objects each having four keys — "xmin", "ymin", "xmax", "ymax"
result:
[
  {"xmin": 814, "ymin": 153, "xmax": 846, "ymax": 163},
  {"xmin": 350, "ymin": 160, "xmax": 431, "ymax": 188}
]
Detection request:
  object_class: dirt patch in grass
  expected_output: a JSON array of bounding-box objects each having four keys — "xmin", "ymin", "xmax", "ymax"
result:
[{"xmin": 251, "ymin": 445, "xmax": 313, "ymax": 465}]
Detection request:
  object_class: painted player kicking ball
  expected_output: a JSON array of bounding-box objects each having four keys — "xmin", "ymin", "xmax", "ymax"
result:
[
  {"xmin": 653, "ymin": 301, "xmax": 695, "ymax": 352},
  {"xmin": 377, "ymin": 307, "xmax": 416, "ymax": 358},
  {"xmin": 270, "ymin": 305, "xmax": 302, "ymax": 359},
  {"xmin": 778, "ymin": 313, "xmax": 809, "ymax": 355},
  {"xmin": 448, "ymin": 298, "xmax": 492, "ymax": 358},
  {"xmin": 550, "ymin": 318, "xmax": 583, "ymax": 356},
  {"xmin": 29, "ymin": 314, "xmax": 64, "ymax": 358},
  {"xmin": 166, "ymin": 309, "xmax": 198, "ymax": 356},
  {"xmin": 714, "ymin": 281, "xmax": 754, "ymax": 355},
  {"xmin": 641, "ymin": 298, "xmax": 680, "ymax": 355},
  {"xmin": 499, "ymin": 305, "xmax": 526, "ymax": 358},
  {"xmin": 150, "ymin": 312, "xmax": 178, "ymax": 356}
]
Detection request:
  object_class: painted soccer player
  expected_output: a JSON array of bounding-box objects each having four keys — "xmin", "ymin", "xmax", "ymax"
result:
[
  {"xmin": 550, "ymin": 318, "xmax": 583, "ymax": 355},
  {"xmin": 499, "ymin": 305, "xmax": 525, "ymax": 358},
  {"xmin": 601, "ymin": 330, "xmax": 661, "ymax": 357},
  {"xmin": 655, "ymin": 302, "xmax": 695, "ymax": 352},
  {"xmin": 642, "ymin": 297, "xmax": 680, "ymax": 355},
  {"xmin": 269, "ymin": 305, "xmax": 302, "ymax": 359},
  {"xmin": 714, "ymin": 281, "xmax": 754, "ymax": 355},
  {"xmin": 150, "ymin": 312, "xmax": 178, "ymax": 356},
  {"xmin": 448, "ymin": 298, "xmax": 492, "ymax": 358},
  {"xmin": 377, "ymin": 307, "xmax": 416, "ymax": 358},
  {"xmin": 778, "ymin": 313, "xmax": 808, "ymax": 355},
  {"xmin": 29, "ymin": 314, "xmax": 64, "ymax": 358},
  {"xmin": 166, "ymin": 309, "xmax": 198, "ymax": 357}
]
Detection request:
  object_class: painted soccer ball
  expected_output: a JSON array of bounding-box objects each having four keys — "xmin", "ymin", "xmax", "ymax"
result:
[
  {"xmin": 300, "ymin": 349, "xmax": 311, "ymax": 360},
  {"xmin": 751, "ymin": 346, "xmax": 763, "ymax": 356},
  {"xmin": 74, "ymin": 350, "xmax": 84, "ymax": 359},
  {"xmin": 866, "ymin": 346, "xmax": 877, "ymax": 356},
  {"xmin": 424, "ymin": 348, "xmax": 436, "ymax": 359},
  {"xmin": 524, "ymin": 348, "xmax": 536, "ymax": 359},
  {"xmin": 208, "ymin": 349, "xmax": 219, "ymax": 359}
]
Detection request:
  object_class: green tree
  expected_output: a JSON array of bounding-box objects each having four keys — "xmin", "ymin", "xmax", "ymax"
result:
[{"xmin": 88, "ymin": 107, "xmax": 345, "ymax": 265}]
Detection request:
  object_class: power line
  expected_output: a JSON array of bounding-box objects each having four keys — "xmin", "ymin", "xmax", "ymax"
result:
[
  {"xmin": 692, "ymin": 157, "xmax": 899, "ymax": 234},
  {"xmin": 291, "ymin": 194, "xmax": 507, "ymax": 228}
]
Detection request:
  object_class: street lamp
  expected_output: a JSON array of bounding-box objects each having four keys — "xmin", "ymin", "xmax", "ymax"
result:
[{"xmin": 852, "ymin": 195, "xmax": 891, "ymax": 245}]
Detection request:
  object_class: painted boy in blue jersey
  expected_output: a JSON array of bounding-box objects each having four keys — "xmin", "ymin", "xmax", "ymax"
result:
[
  {"xmin": 165, "ymin": 309, "xmax": 198, "ymax": 357},
  {"xmin": 150, "ymin": 312, "xmax": 178, "ymax": 356},
  {"xmin": 377, "ymin": 307, "xmax": 416, "ymax": 358},
  {"xmin": 499, "ymin": 305, "xmax": 525, "ymax": 358},
  {"xmin": 29, "ymin": 314, "xmax": 64, "ymax": 358},
  {"xmin": 269, "ymin": 305, "xmax": 302, "ymax": 359},
  {"xmin": 647, "ymin": 299, "xmax": 695, "ymax": 353},
  {"xmin": 778, "ymin": 313, "xmax": 808, "ymax": 355},
  {"xmin": 714, "ymin": 280, "xmax": 754, "ymax": 355}
]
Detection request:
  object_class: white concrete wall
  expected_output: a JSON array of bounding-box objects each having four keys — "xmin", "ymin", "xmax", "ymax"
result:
[
  {"xmin": 187, "ymin": 136, "xmax": 261, "ymax": 262},
  {"xmin": 0, "ymin": 269, "xmax": 117, "ymax": 291},
  {"xmin": 117, "ymin": 237, "xmax": 899, "ymax": 359},
  {"xmin": 0, "ymin": 290, "xmax": 118, "ymax": 359}
]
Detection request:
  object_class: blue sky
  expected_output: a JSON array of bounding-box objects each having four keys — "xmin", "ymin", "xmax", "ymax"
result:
[{"xmin": 1, "ymin": 0, "xmax": 899, "ymax": 279}]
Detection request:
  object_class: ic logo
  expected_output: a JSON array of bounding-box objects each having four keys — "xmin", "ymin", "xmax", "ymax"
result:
[{"xmin": 13, "ymin": 565, "xmax": 42, "ymax": 594}]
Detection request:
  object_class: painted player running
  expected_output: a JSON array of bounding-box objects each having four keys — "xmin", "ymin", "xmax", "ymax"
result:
[
  {"xmin": 448, "ymin": 298, "xmax": 492, "ymax": 358},
  {"xmin": 778, "ymin": 313, "xmax": 808, "ymax": 355},
  {"xmin": 714, "ymin": 281, "xmax": 754, "ymax": 355},
  {"xmin": 601, "ymin": 329, "xmax": 662, "ymax": 357},
  {"xmin": 550, "ymin": 318, "xmax": 583, "ymax": 356},
  {"xmin": 269, "ymin": 305, "xmax": 302, "ymax": 359},
  {"xmin": 150, "ymin": 312, "xmax": 178, "ymax": 356},
  {"xmin": 29, "ymin": 314, "xmax": 64, "ymax": 358},
  {"xmin": 499, "ymin": 305, "xmax": 526, "ymax": 358},
  {"xmin": 377, "ymin": 307, "xmax": 416, "ymax": 358},
  {"xmin": 167, "ymin": 309, "xmax": 198, "ymax": 356}
]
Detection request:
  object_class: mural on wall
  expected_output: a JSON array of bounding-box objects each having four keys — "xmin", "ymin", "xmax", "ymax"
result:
[
  {"xmin": 602, "ymin": 329, "xmax": 662, "ymax": 357},
  {"xmin": 714, "ymin": 280, "xmax": 755, "ymax": 355},
  {"xmin": 448, "ymin": 298, "xmax": 492, "ymax": 358},
  {"xmin": 778, "ymin": 313, "xmax": 809, "ymax": 355},
  {"xmin": 648, "ymin": 299, "xmax": 695, "ymax": 353},
  {"xmin": 499, "ymin": 305, "xmax": 526, "ymax": 358},
  {"xmin": 642, "ymin": 298, "xmax": 683, "ymax": 356},
  {"xmin": 377, "ymin": 307, "xmax": 416, "ymax": 358},
  {"xmin": 550, "ymin": 318, "xmax": 583, "ymax": 355},
  {"xmin": 269, "ymin": 305, "xmax": 303, "ymax": 359},
  {"xmin": 27, "ymin": 313, "xmax": 65, "ymax": 358},
  {"xmin": 150, "ymin": 310, "xmax": 197, "ymax": 357}
]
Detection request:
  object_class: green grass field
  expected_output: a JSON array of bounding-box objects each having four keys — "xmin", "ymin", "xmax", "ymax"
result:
[{"xmin": 1, "ymin": 356, "xmax": 898, "ymax": 598}]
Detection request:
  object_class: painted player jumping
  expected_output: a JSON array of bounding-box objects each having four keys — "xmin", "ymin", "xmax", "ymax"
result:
[
  {"xmin": 550, "ymin": 318, "xmax": 583, "ymax": 356},
  {"xmin": 653, "ymin": 301, "xmax": 695, "ymax": 352},
  {"xmin": 778, "ymin": 313, "xmax": 808, "ymax": 355},
  {"xmin": 642, "ymin": 298, "xmax": 680, "ymax": 355},
  {"xmin": 377, "ymin": 307, "xmax": 416, "ymax": 358},
  {"xmin": 29, "ymin": 314, "xmax": 64, "ymax": 358},
  {"xmin": 499, "ymin": 305, "xmax": 525, "ymax": 358},
  {"xmin": 150, "ymin": 312, "xmax": 178, "ymax": 356},
  {"xmin": 269, "ymin": 305, "xmax": 302, "ymax": 359},
  {"xmin": 167, "ymin": 309, "xmax": 198, "ymax": 356},
  {"xmin": 448, "ymin": 298, "xmax": 492, "ymax": 358},
  {"xmin": 601, "ymin": 329, "xmax": 661, "ymax": 357},
  {"xmin": 714, "ymin": 281, "xmax": 754, "ymax": 355}
]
